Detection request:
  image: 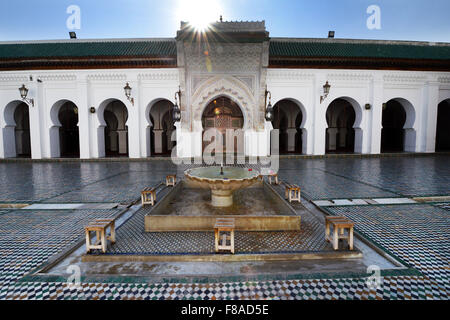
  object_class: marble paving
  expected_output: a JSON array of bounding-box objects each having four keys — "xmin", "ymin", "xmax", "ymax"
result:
[{"xmin": 0, "ymin": 155, "xmax": 448, "ymax": 300}]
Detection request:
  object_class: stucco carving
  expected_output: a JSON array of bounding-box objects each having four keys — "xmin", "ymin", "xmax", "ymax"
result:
[
  {"xmin": 138, "ymin": 71, "xmax": 179, "ymax": 81},
  {"xmin": 184, "ymin": 43, "xmax": 263, "ymax": 73},
  {"xmin": 87, "ymin": 74, "xmax": 127, "ymax": 81},
  {"xmin": 267, "ymin": 70, "xmax": 315, "ymax": 81},
  {"xmin": 0, "ymin": 75, "xmax": 29, "ymax": 82},
  {"xmin": 190, "ymin": 76, "xmax": 256, "ymax": 130}
]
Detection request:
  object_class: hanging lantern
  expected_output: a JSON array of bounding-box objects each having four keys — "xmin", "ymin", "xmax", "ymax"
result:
[{"xmin": 265, "ymin": 100, "xmax": 273, "ymax": 121}]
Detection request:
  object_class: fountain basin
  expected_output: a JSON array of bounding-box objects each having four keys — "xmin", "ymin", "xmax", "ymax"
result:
[{"xmin": 184, "ymin": 166, "xmax": 260, "ymax": 207}]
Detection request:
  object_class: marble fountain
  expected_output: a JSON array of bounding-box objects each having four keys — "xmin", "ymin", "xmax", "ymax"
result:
[
  {"xmin": 184, "ymin": 166, "xmax": 260, "ymax": 207},
  {"xmin": 144, "ymin": 166, "xmax": 301, "ymax": 232}
]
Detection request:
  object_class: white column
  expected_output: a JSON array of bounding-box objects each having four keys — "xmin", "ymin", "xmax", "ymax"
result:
[
  {"xmin": 286, "ymin": 128, "xmax": 297, "ymax": 152},
  {"xmin": 49, "ymin": 125, "xmax": 61, "ymax": 157},
  {"xmin": 369, "ymin": 76, "xmax": 383, "ymax": 154},
  {"xmin": 29, "ymin": 81, "xmax": 44, "ymax": 159},
  {"xmin": 126, "ymin": 87, "xmax": 140, "ymax": 158},
  {"xmin": 153, "ymin": 129, "xmax": 163, "ymax": 154},
  {"xmin": 424, "ymin": 81, "xmax": 440, "ymax": 152},
  {"xmin": 327, "ymin": 128, "xmax": 338, "ymax": 151},
  {"xmin": 139, "ymin": 81, "xmax": 150, "ymax": 158},
  {"xmin": 76, "ymin": 79, "xmax": 91, "ymax": 159},
  {"xmin": 313, "ymin": 76, "xmax": 326, "ymax": 155},
  {"xmin": 265, "ymin": 121, "xmax": 273, "ymax": 157},
  {"xmin": 404, "ymin": 128, "xmax": 417, "ymax": 152},
  {"xmin": 338, "ymin": 128, "xmax": 347, "ymax": 148},
  {"xmin": 193, "ymin": 120, "xmax": 203, "ymax": 158},
  {"xmin": 0, "ymin": 125, "xmax": 16, "ymax": 158},
  {"xmin": 118, "ymin": 130, "xmax": 128, "ymax": 154},
  {"xmin": 354, "ymin": 128, "xmax": 363, "ymax": 153}
]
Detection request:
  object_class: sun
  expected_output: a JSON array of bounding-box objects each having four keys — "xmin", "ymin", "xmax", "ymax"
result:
[{"xmin": 176, "ymin": 0, "xmax": 223, "ymax": 31}]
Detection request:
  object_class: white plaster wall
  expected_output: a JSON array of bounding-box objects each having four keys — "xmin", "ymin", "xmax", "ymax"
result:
[
  {"xmin": 266, "ymin": 69, "xmax": 450, "ymax": 155},
  {"xmin": 0, "ymin": 68, "xmax": 449, "ymax": 159}
]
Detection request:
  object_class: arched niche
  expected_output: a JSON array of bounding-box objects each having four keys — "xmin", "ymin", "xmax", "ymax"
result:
[
  {"xmin": 2, "ymin": 100, "xmax": 31, "ymax": 158},
  {"xmin": 381, "ymin": 98, "xmax": 416, "ymax": 153},
  {"xmin": 325, "ymin": 97, "xmax": 363, "ymax": 153},
  {"xmin": 270, "ymin": 98, "xmax": 307, "ymax": 154},
  {"xmin": 49, "ymin": 99, "xmax": 79, "ymax": 158}
]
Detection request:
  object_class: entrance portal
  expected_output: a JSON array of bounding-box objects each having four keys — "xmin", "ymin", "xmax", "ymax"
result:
[{"xmin": 201, "ymin": 96, "xmax": 244, "ymax": 154}]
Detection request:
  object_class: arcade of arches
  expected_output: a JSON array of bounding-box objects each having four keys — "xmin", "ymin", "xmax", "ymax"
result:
[
  {"xmin": 326, "ymin": 99, "xmax": 356, "ymax": 153},
  {"xmin": 201, "ymin": 96, "xmax": 244, "ymax": 154},
  {"xmin": 271, "ymin": 100, "xmax": 304, "ymax": 154},
  {"xmin": 2, "ymin": 96, "xmax": 449, "ymax": 158}
]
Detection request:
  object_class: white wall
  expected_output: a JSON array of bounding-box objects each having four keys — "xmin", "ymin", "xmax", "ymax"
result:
[
  {"xmin": 267, "ymin": 69, "xmax": 450, "ymax": 155},
  {"xmin": 0, "ymin": 69, "xmax": 179, "ymax": 159},
  {"xmin": 0, "ymin": 68, "xmax": 449, "ymax": 159}
]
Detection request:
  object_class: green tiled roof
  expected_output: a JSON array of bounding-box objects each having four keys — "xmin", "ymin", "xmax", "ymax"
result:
[
  {"xmin": 269, "ymin": 40, "xmax": 450, "ymax": 60},
  {"xmin": 0, "ymin": 40, "xmax": 177, "ymax": 59}
]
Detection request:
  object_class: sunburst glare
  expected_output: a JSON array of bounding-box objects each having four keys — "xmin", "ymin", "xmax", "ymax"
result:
[{"xmin": 176, "ymin": 0, "xmax": 223, "ymax": 31}]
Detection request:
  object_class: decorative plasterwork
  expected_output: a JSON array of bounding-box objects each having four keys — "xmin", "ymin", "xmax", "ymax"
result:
[
  {"xmin": 191, "ymin": 76, "xmax": 256, "ymax": 130},
  {"xmin": 267, "ymin": 70, "xmax": 314, "ymax": 81},
  {"xmin": 184, "ymin": 43, "xmax": 263, "ymax": 73},
  {"xmin": 327, "ymin": 73, "xmax": 373, "ymax": 82},
  {"xmin": 36, "ymin": 74, "xmax": 77, "ymax": 82},
  {"xmin": 438, "ymin": 76, "xmax": 450, "ymax": 83},
  {"xmin": 87, "ymin": 74, "xmax": 127, "ymax": 81},
  {"xmin": 383, "ymin": 74, "xmax": 427, "ymax": 83},
  {"xmin": 191, "ymin": 75, "xmax": 213, "ymax": 94},
  {"xmin": 235, "ymin": 76, "xmax": 255, "ymax": 94},
  {"xmin": 138, "ymin": 71, "xmax": 179, "ymax": 81},
  {"xmin": 0, "ymin": 75, "xmax": 29, "ymax": 82}
]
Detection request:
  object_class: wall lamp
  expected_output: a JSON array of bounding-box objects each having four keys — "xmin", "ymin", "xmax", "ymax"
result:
[
  {"xmin": 124, "ymin": 82, "xmax": 134, "ymax": 106},
  {"xmin": 264, "ymin": 87, "xmax": 273, "ymax": 121},
  {"xmin": 320, "ymin": 81, "xmax": 331, "ymax": 104},
  {"xmin": 173, "ymin": 87, "xmax": 182, "ymax": 122},
  {"xmin": 19, "ymin": 84, "xmax": 34, "ymax": 107}
]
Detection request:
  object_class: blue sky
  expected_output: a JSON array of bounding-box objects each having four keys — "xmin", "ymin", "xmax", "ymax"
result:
[{"xmin": 1, "ymin": 0, "xmax": 449, "ymax": 42}]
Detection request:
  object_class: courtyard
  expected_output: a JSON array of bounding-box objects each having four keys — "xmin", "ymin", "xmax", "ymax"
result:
[{"xmin": 0, "ymin": 154, "xmax": 448, "ymax": 300}]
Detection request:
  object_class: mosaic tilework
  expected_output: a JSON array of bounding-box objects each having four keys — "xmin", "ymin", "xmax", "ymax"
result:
[
  {"xmin": 325, "ymin": 204, "xmax": 449, "ymax": 298},
  {"xmin": 0, "ymin": 209, "xmax": 121, "ymax": 286},
  {"xmin": 277, "ymin": 168, "xmax": 398, "ymax": 200},
  {"xmin": 278, "ymin": 156, "xmax": 450, "ymax": 199},
  {"xmin": 0, "ymin": 161, "xmax": 177, "ymax": 203},
  {"xmin": 1, "ymin": 156, "xmax": 448, "ymax": 203},
  {"xmin": 0, "ymin": 156, "xmax": 449, "ymax": 300},
  {"xmin": 434, "ymin": 202, "xmax": 450, "ymax": 211},
  {"xmin": 104, "ymin": 203, "xmax": 330, "ymax": 255},
  {"xmin": 43, "ymin": 171, "xmax": 168, "ymax": 204},
  {"xmin": 1, "ymin": 275, "xmax": 447, "ymax": 300}
]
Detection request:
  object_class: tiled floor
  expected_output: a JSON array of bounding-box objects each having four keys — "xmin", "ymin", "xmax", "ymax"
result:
[
  {"xmin": 0, "ymin": 155, "xmax": 449, "ymax": 300},
  {"xmin": 0, "ymin": 208, "xmax": 122, "ymax": 287},
  {"xmin": 99, "ymin": 203, "xmax": 330, "ymax": 255},
  {"xmin": 324, "ymin": 204, "xmax": 449, "ymax": 298}
]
